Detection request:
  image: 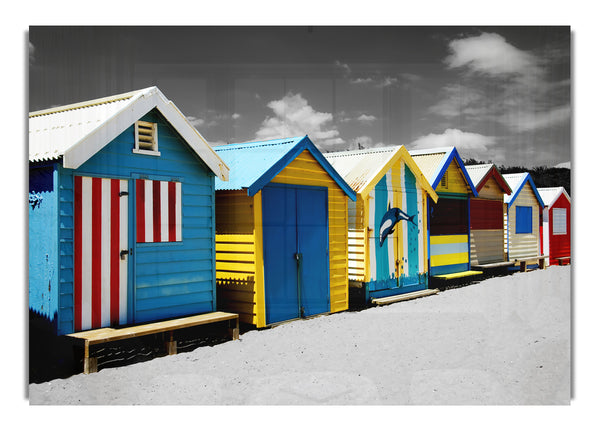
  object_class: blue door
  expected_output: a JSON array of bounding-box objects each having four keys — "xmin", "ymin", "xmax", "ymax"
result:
[{"xmin": 262, "ymin": 184, "xmax": 329, "ymax": 325}]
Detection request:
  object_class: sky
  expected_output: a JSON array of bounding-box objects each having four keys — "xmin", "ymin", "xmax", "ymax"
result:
[{"xmin": 29, "ymin": 26, "xmax": 571, "ymax": 168}]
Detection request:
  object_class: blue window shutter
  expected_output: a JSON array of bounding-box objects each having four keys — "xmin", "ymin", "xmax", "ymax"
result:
[{"xmin": 515, "ymin": 206, "xmax": 532, "ymax": 234}]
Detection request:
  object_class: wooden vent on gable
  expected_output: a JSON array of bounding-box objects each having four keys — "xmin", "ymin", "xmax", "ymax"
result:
[
  {"xmin": 134, "ymin": 121, "xmax": 160, "ymax": 155},
  {"xmin": 440, "ymin": 172, "xmax": 448, "ymax": 189}
]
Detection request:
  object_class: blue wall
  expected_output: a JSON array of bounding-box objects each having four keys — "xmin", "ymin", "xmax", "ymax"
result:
[
  {"xmin": 29, "ymin": 164, "xmax": 59, "ymax": 325},
  {"xmin": 54, "ymin": 109, "xmax": 216, "ymax": 334}
]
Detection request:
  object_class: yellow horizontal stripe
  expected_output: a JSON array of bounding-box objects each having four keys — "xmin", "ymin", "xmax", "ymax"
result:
[
  {"xmin": 430, "ymin": 252, "xmax": 469, "ymax": 267},
  {"xmin": 430, "ymin": 234, "xmax": 469, "ymax": 245},
  {"xmin": 216, "ymin": 242, "xmax": 255, "ymax": 253}
]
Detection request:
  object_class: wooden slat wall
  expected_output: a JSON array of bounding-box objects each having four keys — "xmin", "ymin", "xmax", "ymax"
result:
[
  {"xmin": 272, "ymin": 150, "xmax": 349, "ymax": 314},
  {"xmin": 470, "ymin": 229, "xmax": 504, "ymax": 264},
  {"xmin": 57, "ymin": 110, "xmax": 217, "ymax": 333},
  {"xmin": 436, "ymin": 159, "xmax": 470, "ymax": 195},
  {"xmin": 506, "ymin": 183, "xmax": 541, "ymax": 259},
  {"xmin": 215, "ymin": 191, "xmax": 258, "ymax": 325}
]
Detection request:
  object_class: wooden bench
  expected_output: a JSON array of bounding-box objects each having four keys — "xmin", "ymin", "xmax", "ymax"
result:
[
  {"xmin": 432, "ymin": 270, "xmax": 483, "ymax": 280},
  {"xmin": 471, "ymin": 261, "xmax": 516, "ymax": 270},
  {"xmin": 66, "ymin": 311, "xmax": 239, "ymax": 374},
  {"xmin": 371, "ymin": 289, "xmax": 439, "ymax": 306},
  {"xmin": 556, "ymin": 256, "xmax": 571, "ymax": 265},
  {"xmin": 514, "ymin": 255, "xmax": 549, "ymax": 272}
]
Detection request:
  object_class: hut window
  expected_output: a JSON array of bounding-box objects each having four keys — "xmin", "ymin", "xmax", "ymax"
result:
[
  {"xmin": 552, "ymin": 208, "xmax": 567, "ymax": 235},
  {"xmin": 133, "ymin": 121, "xmax": 160, "ymax": 156},
  {"xmin": 440, "ymin": 172, "xmax": 448, "ymax": 189},
  {"xmin": 135, "ymin": 179, "xmax": 182, "ymax": 243},
  {"xmin": 515, "ymin": 206, "xmax": 532, "ymax": 234}
]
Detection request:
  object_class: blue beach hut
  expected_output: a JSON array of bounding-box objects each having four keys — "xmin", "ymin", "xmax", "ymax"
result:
[{"xmin": 29, "ymin": 87, "xmax": 229, "ymax": 336}]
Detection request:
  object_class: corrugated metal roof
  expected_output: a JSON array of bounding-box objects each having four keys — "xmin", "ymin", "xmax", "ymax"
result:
[
  {"xmin": 214, "ymin": 136, "xmax": 356, "ymax": 200},
  {"xmin": 407, "ymin": 149, "xmax": 449, "ymax": 185},
  {"xmin": 28, "ymin": 87, "xmax": 229, "ymax": 181},
  {"xmin": 324, "ymin": 146, "xmax": 400, "ymax": 193},
  {"xmin": 29, "ymin": 88, "xmax": 149, "ymax": 163},
  {"xmin": 502, "ymin": 173, "xmax": 527, "ymax": 198},
  {"xmin": 502, "ymin": 172, "xmax": 544, "ymax": 207},
  {"xmin": 538, "ymin": 187, "xmax": 570, "ymax": 207},
  {"xmin": 214, "ymin": 137, "xmax": 303, "ymax": 191},
  {"xmin": 465, "ymin": 164, "xmax": 493, "ymax": 188}
]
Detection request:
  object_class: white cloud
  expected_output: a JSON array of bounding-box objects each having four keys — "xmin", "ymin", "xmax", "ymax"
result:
[
  {"xmin": 350, "ymin": 77, "xmax": 374, "ymax": 85},
  {"xmin": 255, "ymin": 92, "xmax": 344, "ymax": 148},
  {"xmin": 186, "ymin": 116, "xmax": 205, "ymax": 128},
  {"xmin": 348, "ymin": 136, "xmax": 385, "ymax": 150},
  {"xmin": 409, "ymin": 128, "xmax": 495, "ymax": 159},
  {"xmin": 357, "ymin": 114, "xmax": 376, "ymax": 123},
  {"xmin": 232, "ymin": 113, "xmax": 241, "ymax": 120},
  {"xmin": 500, "ymin": 105, "xmax": 571, "ymax": 132},
  {"xmin": 428, "ymin": 84, "xmax": 485, "ymax": 118},
  {"xmin": 335, "ymin": 60, "xmax": 351, "ymax": 76},
  {"xmin": 430, "ymin": 33, "xmax": 570, "ymax": 135},
  {"xmin": 377, "ymin": 77, "xmax": 398, "ymax": 88},
  {"xmin": 445, "ymin": 32, "xmax": 542, "ymax": 80},
  {"xmin": 555, "ymin": 161, "xmax": 570, "ymax": 169}
]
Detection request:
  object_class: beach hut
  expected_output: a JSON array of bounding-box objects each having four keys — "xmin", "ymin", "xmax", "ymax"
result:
[
  {"xmin": 324, "ymin": 146, "xmax": 438, "ymax": 303},
  {"xmin": 213, "ymin": 136, "xmax": 356, "ymax": 327},
  {"xmin": 538, "ymin": 187, "xmax": 571, "ymax": 266},
  {"xmin": 408, "ymin": 147, "xmax": 481, "ymax": 280},
  {"xmin": 465, "ymin": 164, "xmax": 513, "ymax": 267},
  {"xmin": 29, "ymin": 87, "xmax": 229, "ymax": 336},
  {"xmin": 502, "ymin": 173, "xmax": 545, "ymax": 267}
]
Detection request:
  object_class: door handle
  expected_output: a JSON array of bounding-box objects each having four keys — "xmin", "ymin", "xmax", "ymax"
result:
[{"xmin": 120, "ymin": 249, "xmax": 129, "ymax": 260}]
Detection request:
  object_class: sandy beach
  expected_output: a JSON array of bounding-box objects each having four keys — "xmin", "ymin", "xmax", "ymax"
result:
[{"xmin": 29, "ymin": 265, "xmax": 570, "ymax": 405}]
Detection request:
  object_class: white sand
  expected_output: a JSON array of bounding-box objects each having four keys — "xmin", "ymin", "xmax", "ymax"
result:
[{"xmin": 28, "ymin": 265, "xmax": 571, "ymax": 405}]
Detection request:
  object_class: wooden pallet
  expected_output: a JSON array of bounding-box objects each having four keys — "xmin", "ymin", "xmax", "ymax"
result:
[
  {"xmin": 371, "ymin": 289, "xmax": 439, "ymax": 306},
  {"xmin": 556, "ymin": 256, "xmax": 571, "ymax": 265},
  {"xmin": 66, "ymin": 311, "xmax": 239, "ymax": 374}
]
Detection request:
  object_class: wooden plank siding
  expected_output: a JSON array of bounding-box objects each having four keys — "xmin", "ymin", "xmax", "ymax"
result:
[
  {"xmin": 271, "ymin": 150, "xmax": 349, "ymax": 314},
  {"xmin": 347, "ymin": 158, "xmax": 429, "ymax": 293},
  {"xmin": 215, "ymin": 149, "xmax": 350, "ymax": 326},
  {"xmin": 429, "ymin": 159, "xmax": 471, "ymax": 276},
  {"xmin": 215, "ymin": 190, "xmax": 259, "ymax": 325},
  {"xmin": 505, "ymin": 182, "xmax": 541, "ymax": 260},
  {"xmin": 56, "ymin": 109, "xmax": 217, "ymax": 334}
]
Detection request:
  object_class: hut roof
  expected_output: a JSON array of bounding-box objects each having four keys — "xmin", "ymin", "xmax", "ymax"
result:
[
  {"xmin": 502, "ymin": 172, "xmax": 544, "ymax": 208},
  {"xmin": 408, "ymin": 146, "xmax": 478, "ymax": 196},
  {"xmin": 214, "ymin": 135, "xmax": 356, "ymax": 200},
  {"xmin": 465, "ymin": 163, "xmax": 512, "ymax": 194},
  {"xmin": 538, "ymin": 186, "xmax": 571, "ymax": 207},
  {"xmin": 29, "ymin": 86, "xmax": 229, "ymax": 181},
  {"xmin": 324, "ymin": 145, "xmax": 438, "ymax": 201}
]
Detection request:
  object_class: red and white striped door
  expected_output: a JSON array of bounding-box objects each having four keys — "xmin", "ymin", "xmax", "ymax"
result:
[{"xmin": 74, "ymin": 176, "xmax": 128, "ymax": 332}]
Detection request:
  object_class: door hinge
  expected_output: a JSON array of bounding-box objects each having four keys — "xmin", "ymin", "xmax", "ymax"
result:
[{"xmin": 119, "ymin": 191, "xmax": 129, "ymax": 197}]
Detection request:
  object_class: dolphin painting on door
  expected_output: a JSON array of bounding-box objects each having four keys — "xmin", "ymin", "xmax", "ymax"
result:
[{"xmin": 325, "ymin": 146, "xmax": 438, "ymax": 302}]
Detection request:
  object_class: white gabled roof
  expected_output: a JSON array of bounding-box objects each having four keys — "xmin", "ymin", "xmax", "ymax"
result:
[
  {"xmin": 538, "ymin": 186, "xmax": 571, "ymax": 207},
  {"xmin": 29, "ymin": 86, "xmax": 229, "ymax": 181}
]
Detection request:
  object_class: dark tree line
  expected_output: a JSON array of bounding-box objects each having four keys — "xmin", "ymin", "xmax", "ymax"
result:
[{"xmin": 463, "ymin": 158, "xmax": 571, "ymax": 197}]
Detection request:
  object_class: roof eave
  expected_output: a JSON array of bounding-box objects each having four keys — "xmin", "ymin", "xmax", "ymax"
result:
[
  {"xmin": 247, "ymin": 136, "xmax": 356, "ymax": 201},
  {"xmin": 61, "ymin": 87, "xmax": 229, "ymax": 181}
]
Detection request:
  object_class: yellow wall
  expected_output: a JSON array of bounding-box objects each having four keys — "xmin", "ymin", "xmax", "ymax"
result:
[
  {"xmin": 436, "ymin": 159, "xmax": 470, "ymax": 195},
  {"xmin": 506, "ymin": 183, "xmax": 541, "ymax": 259},
  {"xmin": 216, "ymin": 150, "xmax": 349, "ymax": 327},
  {"xmin": 215, "ymin": 190, "xmax": 259, "ymax": 325}
]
